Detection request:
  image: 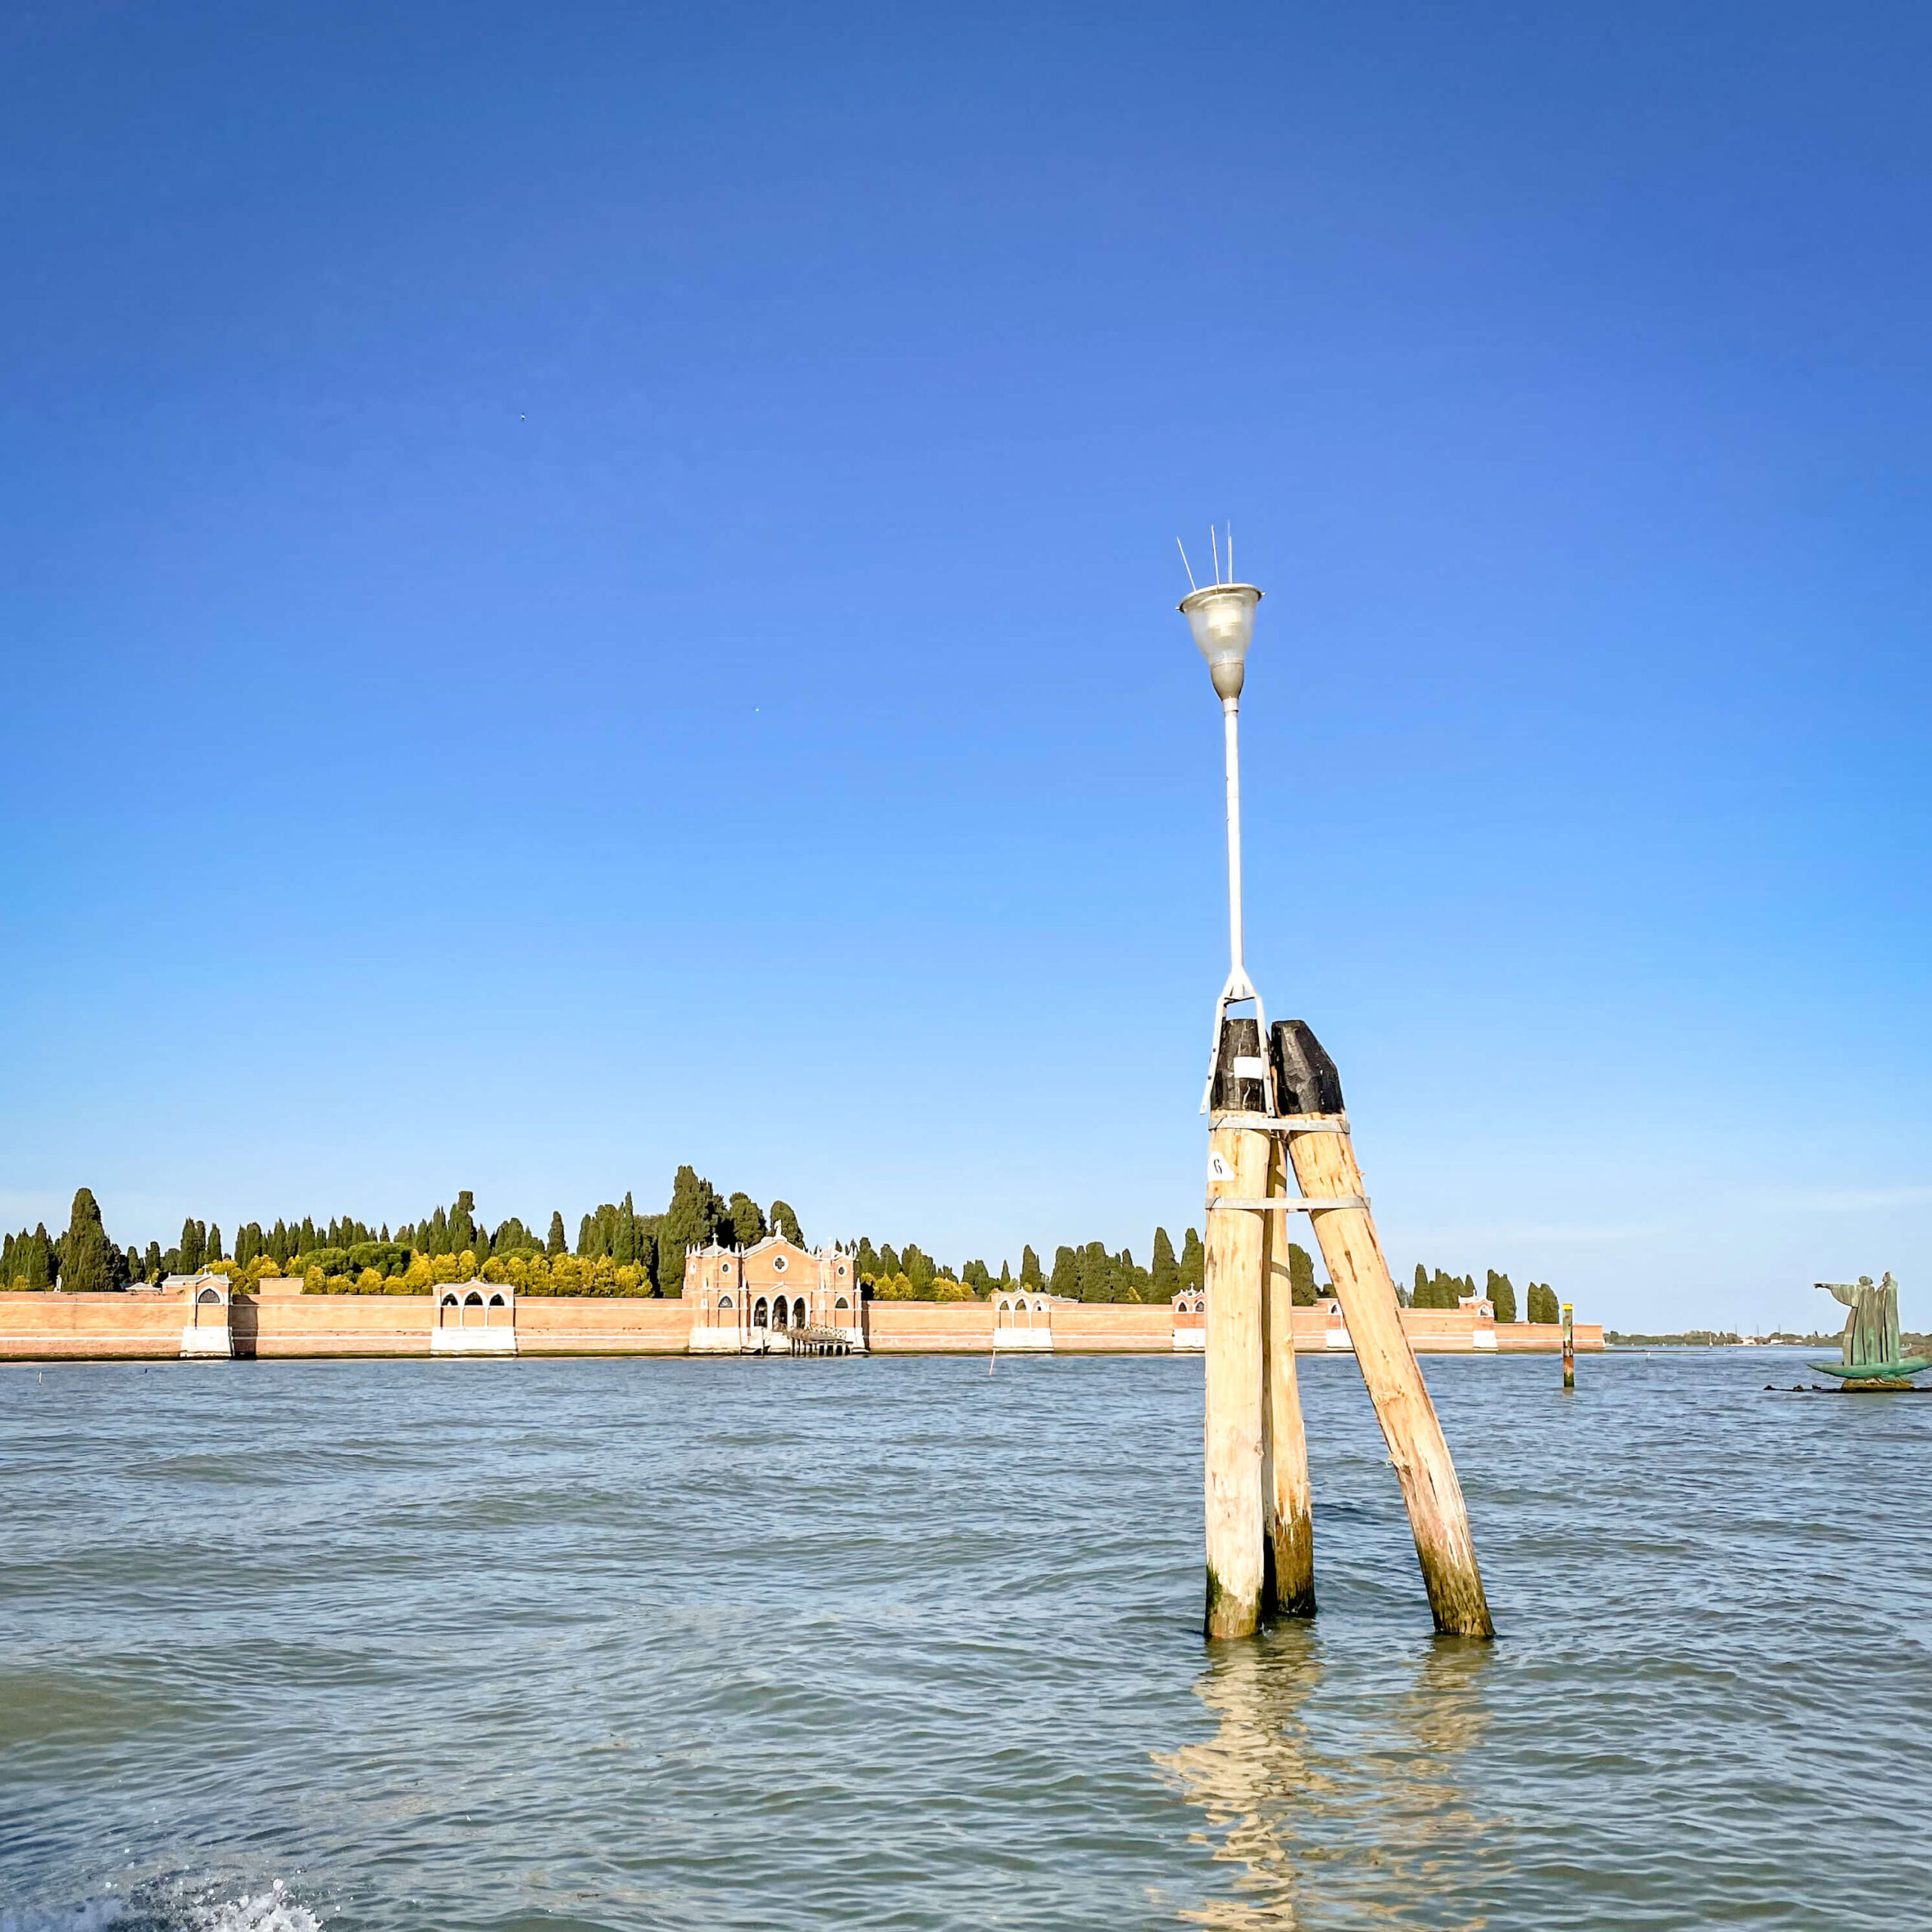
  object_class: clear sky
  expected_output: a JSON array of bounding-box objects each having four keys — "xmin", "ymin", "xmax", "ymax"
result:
[{"xmin": 3, "ymin": 2, "xmax": 1927, "ymax": 1331}]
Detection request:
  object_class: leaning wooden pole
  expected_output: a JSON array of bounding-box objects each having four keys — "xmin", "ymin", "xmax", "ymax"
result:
[
  {"xmin": 1204, "ymin": 1108, "xmax": 1269, "ymax": 1638},
  {"xmin": 1275, "ymin": 1023, "xmax": 1494, "ymax": 1639},
  {"xmin": 1261, "ymin": 1136, "xmax": 1316, "ymax": 1618}
]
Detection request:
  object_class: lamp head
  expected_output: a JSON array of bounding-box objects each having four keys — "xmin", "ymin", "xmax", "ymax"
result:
[{"xmin": 1180, "ymin": 583, "xmax": 1263, "ymax": 701}]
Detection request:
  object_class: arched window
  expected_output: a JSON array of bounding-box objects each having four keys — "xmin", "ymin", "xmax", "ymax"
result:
[
  {"xmin": 834, "ymin": 1295, "xmax": 848, "ymax": 1310},
  {"xmin": 718, "ymin": 1294, "xmax": 733, "ymax": 1310},
  {"xmin": 197, "ymin": 1287, "xmax": 222, "ymax": 1306},
  {"xmin": 753, "ymin": 1297, "xmax": 768, "ymax": 1328}
]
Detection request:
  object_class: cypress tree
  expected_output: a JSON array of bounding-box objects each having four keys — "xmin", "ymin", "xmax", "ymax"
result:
[
  {"xmin": 1289, "ymin": 1241, "xmax": 1319, "ymax": 1306},
  {"xmin": 1020, "ymin": 1244, "xmax": 1042, "ymax": 1289},
  {"xmin": 448, "ymin": 1192, "xmax": 477, "ymax": 1257},
  {"xmin": 1049, "ymin": 1245, "xmax": 1078, "ymax": 1298},
  {"xmin": 300, "ymin": 1217, "xmax": 317, "ymax": 1252},
  {"xmin": 1179, "ymin": 1229, "xmax": 1204, "ymax": 1296},
  {"xmin": 998, "ymin": 1260, "xmax": 1013, "ymax": 1290},
  {"xmin": 660, "ymin": 1167, "xmax": 726, "ymax": 1291},
  {"xmin": 1151, "ymin": 1227, "xmax": 1181, "ymax": 1300},
  {"xmin": 728, "ymin": 1192, "xmax": 766, "ymax": 1248},
  {"xmin": 769, "ymin": 1200, "xmax": 803, "ymax": 1245},
  {"xmin": 180, "ymin": 1218, "xmax": 204, "ymax": 1275},
  {"xmin": 854, "ymin": 1237, "xmax": 881, "ymax": 1280},
  {"xmin": 614, "ymin": 1193, "xmax": 638, "ymax": 1266},
  {"xmin": 879, "ymin": 1243, "xmax": 901, "ymax": 1278},
  {"xmin": 1075, "ymin": 1241, "xmax": 1106, "ymax": 1303},
  {"xmin": 62, "ymin": 1189, "xmax": 115, "ymax": 1294},
  {"xmin": 206, "ymin": 1225, "xmax": 223, "ymax": 1264},
  {"xmin": 546, "ymin": 1211, "xmax": 567, "ymax": 1256},
  {"xmin": 577, "ymin": 1213, "xmax": 597, "ymax": 1258},
  {"xmin": 23, "ymin": 1224, "xmax": 54, "ymax": 1291},
  {"xmin": 1487, "ymin": 1269, "xmax": 1517, "ymax": 1323}
]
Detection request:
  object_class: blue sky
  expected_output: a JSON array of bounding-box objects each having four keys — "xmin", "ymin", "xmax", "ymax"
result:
[{"xmin": 2, "ymin": 2, "xmax": 1927, "ymax": 1330}]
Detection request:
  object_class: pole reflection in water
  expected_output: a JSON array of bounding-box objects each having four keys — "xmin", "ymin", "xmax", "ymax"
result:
[{"xmin": 1158, "ymin": 1631, "xmax": 1504, "ymax": 1929}]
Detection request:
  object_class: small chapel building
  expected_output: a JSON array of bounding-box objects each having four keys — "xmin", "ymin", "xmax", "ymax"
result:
[{"xmin": 685, "ymin": 1235, "xmax": 865, "ymax": 1353}]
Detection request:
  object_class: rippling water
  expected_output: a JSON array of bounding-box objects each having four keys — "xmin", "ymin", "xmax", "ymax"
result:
[{"xmin": 3, "ymin": 1349, "xmax": 1928, "ymax": 1930}]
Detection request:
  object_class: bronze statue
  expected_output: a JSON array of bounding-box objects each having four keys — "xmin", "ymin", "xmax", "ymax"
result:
[{"xmin": 1812, "ymin": 1272, "xmax": 1928, "ymax": 1385}]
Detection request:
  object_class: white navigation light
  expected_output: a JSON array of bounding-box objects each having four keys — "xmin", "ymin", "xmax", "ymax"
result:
[{"xmin": 1180, "ymin": 583, "xmax": 1263, "ymax": 701}]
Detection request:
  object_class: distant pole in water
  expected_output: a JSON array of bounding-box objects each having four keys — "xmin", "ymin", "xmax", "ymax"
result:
[{"xmin": 1562, "ymin": 1302, "xmax": 1576, "ymax": 1391}]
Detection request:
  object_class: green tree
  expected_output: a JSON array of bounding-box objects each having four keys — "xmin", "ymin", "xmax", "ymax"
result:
[
  {"xmin": 546, "ymin": 1211, "xmax": 567, "ymax": 1257},
  {"xmin": 1288, "ymin": 1241, "xmax": 1319, "ymax": 1306},
  {"xmin": 1487, "ymin": 1269, "xmax": 1518, "ymax": 1323},
  {"xmin": 17, "ymin": 1223, "xmax": 54, "ymax": 1290},
  {"xmin": 1150, "ymin": 1227, "xmax": 1180, "ymax": 1300},
  {"xmin": 1049, "ymin": 1244, "xmax": 1078, "ymax": 1298},
  {"xmin": 1017, "ymin": 1244, "xmax": 1040, "ymax": 1288},
  {"xmin": 61, "ymin": 1188, "xmax": 118, "ymax": 1294},
  {"xmin": 144, "ymin": 1240, "xmax": 163, "ymax": 1281},
  {"xmin": 660, "ymin": 1166, "xmax": 725, "ymax": 1294},
  {"xmin": 1527, "ymin": 1281, "xmax": 1559, "ymax": 1324},
  {"xmin": 728, "ymin": 1192, "xmax": 766, "ymax": 1248},
  {"xmin": 448, "ymin": 1191, "xmax": 478, "ymax": 1257},
  {"xmin": 1179, "ymin": 1228, "xmax": 1204, "ymax": 1296},
  {"xmin": 179, "ymin": 1217, "xmax": 205, "ymax": 1275},
  {"xmin": 613, "ymin": 1193, "xmax": 639, "ymax": 1266},
  {"xmin": 769, "ymin": 1199, "xmax": 803, "ymax": 1245},
  {"xmin": 206, "ymin": 1224, "xmax": 223, "ymax": 1263}
]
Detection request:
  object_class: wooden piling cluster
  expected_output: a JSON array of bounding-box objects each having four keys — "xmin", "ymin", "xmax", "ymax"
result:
[{"xmin": 1202, "ymin": 1017, "xmax": 1494, "ymax": 1641}]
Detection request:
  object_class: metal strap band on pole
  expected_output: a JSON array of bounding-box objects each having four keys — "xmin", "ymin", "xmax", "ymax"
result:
[
  {"xmin": 1206, "ymin": 1195, "xmax": 1367, "ymax": 1213},
  {"xmin": 1208, "ymin": 1112, "xmax": 1349, "ymax": 1135}
]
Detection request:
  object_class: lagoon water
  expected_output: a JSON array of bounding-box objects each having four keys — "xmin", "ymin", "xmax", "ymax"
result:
[{"xmin": 3, "ymin": 1347, "xmax": 1929, "ymax": 1930}]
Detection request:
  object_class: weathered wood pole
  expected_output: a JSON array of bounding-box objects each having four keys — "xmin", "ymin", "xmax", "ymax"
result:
[
  {"xmin": 1262, "ymin": 1136, "xmax": 1316, "ymax": 1618},
  {"xmin": 1561, "ymin": 1302, "xmax": 1575, "ymax": 1391},
  {"xmin": 1204, "ymin": 1115, "xmax": 1269, "ymax": 1638},
  {"xmin": 1274, "ymin": 1018, "xmax": 1491, "ymax": 1638}
]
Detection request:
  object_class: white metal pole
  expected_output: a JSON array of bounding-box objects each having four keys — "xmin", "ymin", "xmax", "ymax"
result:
[{"xmin": 1223, "ymin": 696, "xmax": 1244, "ymax": 980}]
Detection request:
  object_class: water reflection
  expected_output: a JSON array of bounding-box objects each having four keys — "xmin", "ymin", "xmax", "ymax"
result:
[{"xmin": 1160, "ymin": 1634, "xmax": 1501, "ymax": 1929}]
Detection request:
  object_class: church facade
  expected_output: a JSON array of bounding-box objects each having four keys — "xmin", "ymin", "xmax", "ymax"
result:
[{"xmin": 684, "ymin": 1234, "xmax": 866, "ymax": 1352}]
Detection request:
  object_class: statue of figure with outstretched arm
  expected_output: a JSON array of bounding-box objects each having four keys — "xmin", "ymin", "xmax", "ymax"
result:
[{"xmin": 1813, "ymin": 1273, "xmax": 1924, "ymax": 1384}]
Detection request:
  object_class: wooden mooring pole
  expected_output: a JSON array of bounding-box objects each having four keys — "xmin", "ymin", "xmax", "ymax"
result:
[
  {"xmin": 1562, "ymin": 1302, "xmax": 1575, "ymax": 1392},
  {"xmin": 1263, "ymin": 1136, "xmax": 1316, "ymax": 1619},
  {"xmin": 1204, "ymin": 1108, "xmax": 1269, "ymax": 1638},
  {"xmin": 1275, "ymin": 1023, "xmax": 1494, "ymax": 1640}
]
